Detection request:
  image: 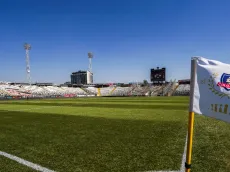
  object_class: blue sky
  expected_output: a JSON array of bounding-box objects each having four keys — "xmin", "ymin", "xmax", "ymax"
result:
[{"xmin": 1, "ymin": 0, "xmax": 230, "ymax": 84}]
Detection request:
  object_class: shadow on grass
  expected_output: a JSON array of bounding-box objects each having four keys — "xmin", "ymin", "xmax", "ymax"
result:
[
  {"xmin": 0, "ymin": 101, "xmax": 188, "ymax": 110},
  {"xmin": 0, "ymin": 110, "xmax": 186, "ymax": 172},
  {"xmin": 41, "ymin": 98, "xmax": 189, "ymax": 104}
]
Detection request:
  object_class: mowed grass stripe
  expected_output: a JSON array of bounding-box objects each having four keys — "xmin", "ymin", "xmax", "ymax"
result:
[
  {"xmin": 0, "ymin": 99, "xmax": 189, "ymax": 105},
  {"xmin": 41, "ymin": 99, "xmax": 189, "ymax": 103},
  {"xmin": 0, "ymin": 97, "xmax": 188, "ymax": 110},
  {"xmin": 0, "ymin": 104, "xmax": 56, "ymax": 111},
  {"xmin": 42, "ymin": 96, "xmax": 187, "ymax": 100},
  {"xmin": 0, "ymin": 101, "xmax": 188, "ymax": 110},
  {"xmin": 0, "ymin": 107, "xmax": 188, "ymax": 121},
  {"xmin": 47, "ymin": 97, "xmax": 188, "ymax": 102},
  {"xmin": 0, "ymin": 96, "xmax": 189, "ymax": 103}
]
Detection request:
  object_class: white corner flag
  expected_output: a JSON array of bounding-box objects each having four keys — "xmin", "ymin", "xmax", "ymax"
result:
[
  {"xmin": 192, "ymin": 57, "xmax": 230, "ymax": 123},
  {"xmin": 185, "ymin": 57, "xmax": 230, "ymax": 172}
]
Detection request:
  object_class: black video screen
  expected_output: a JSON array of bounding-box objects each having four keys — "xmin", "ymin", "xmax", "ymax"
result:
[{"xmin": 151, "ymin": 68, "xmax": 166, "ymax": 81}]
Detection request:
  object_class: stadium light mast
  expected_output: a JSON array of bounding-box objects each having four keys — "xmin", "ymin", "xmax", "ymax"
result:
[
  {"xmin": 24, "ymin": 43, "xmax": 31, "ymax": 84},
  {"xmin": 88, "ymin": 52, "xmax": 93, "ymax": 73}
]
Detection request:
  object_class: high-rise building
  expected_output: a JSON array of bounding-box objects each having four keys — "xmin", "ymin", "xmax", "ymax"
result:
[{"xmin": 71, "ymin": 70, "xmax": 93, "ymax": 85}]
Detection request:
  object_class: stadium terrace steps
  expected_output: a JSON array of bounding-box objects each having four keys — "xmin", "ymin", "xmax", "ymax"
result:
[
  {"xmin": 173, "ymin": 84, "xmax": 190, "ymax": 96},
  {"xmin": 0, "ymin": 89, "xmax": 10, "ymax": 96},
  {"xmin": 109, "ymin": 87, "xmax": 117, "ymax": 95},
  {"xmin": 110, "ymin": 87, "xmax": 132, "ymax": 96},
  {"xmin": 151, "ymin": 86, "xmax": 164, "ymax": 96},
  {"xmin": 163, "ymin": 82, "xmax": 173, "ymax": 96},
  {"xmin": 80, "ymin": 88, "xmax": 92, "ymax": 95},
  {"xmin": 100, "ymin": 87, "xmax": 113, "ymax": 96},
  {"xmin": 128, "ymin": 86, "xmax": 136, "ymax": 96},
  {"xmin": 170, "ymin": 84, "xmax": 179, "ymax": 96},
  {"xmin": 97, "ymin": 88, "xmax": 101, "ymax": 96},
  {"xmin": 85, "ymin": 87, "xmax": 97, "ymax": 95}
]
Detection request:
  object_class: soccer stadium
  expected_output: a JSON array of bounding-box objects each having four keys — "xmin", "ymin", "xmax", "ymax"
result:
[
  {"xmin": 1, "ymin": 1, "xmax": 230, "ymax": 172},
  {"xmin": 0, "ymin": 45, "xmax": 229, "ymax": 172},
  {"xmin": 0, "ymin": 61, "xmax": 230, "ymax": 172}
]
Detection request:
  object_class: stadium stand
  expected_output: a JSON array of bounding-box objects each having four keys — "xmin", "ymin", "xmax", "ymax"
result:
[
  {"xmin": 86, "ymin": 87, "xmax": 98, "ymax": 94},
  {"xmin": 173, "ymin": 84, "xmax": 190, "ymax": 96},
  {"xmin": 0, "ymin": 84, "xmax": 93, "ymax": 98},
  {"xmin": 81, "ymin": 87, "xmax": 96, "ymax": 95},
  {"xmin": 162, "ymin": 80, "xmax": 178, "ymax": 96},
  {"xmin": 150, "ymin": 85, "xmax": 163, "ymax": 96},
  {"xmin": 129, "ymin": 85, "xmax": 149, "ymax": 96},
  {"xmin": 100, "ymin": 87, "xmax": 113, "ymax": 96},
  {"xmin": 110, "ymin": 87, "xmax": 132, "ymax": 96},
  {"xmin": 0, "ymin": 80, "xmax": 191, "ymax": 99}
]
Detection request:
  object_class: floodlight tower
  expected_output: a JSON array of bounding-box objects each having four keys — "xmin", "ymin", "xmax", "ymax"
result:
[
  {"xmin": 24, "ymin": 43, "xmax": 31, "ymax": 84},
  {"xmin": 88, "ymin": 52, "xmax": 93, "ymax": 73}
]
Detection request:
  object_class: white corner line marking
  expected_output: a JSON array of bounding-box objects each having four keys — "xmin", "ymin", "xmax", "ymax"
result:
[
  {"xmin": 143, "ymin": 133, "xmax": 188, "ymax": 172},
  {"xmin": 0, "ymin": 151, "xmax": 55, "ymax": 172},
  {"xmin": 180, "ymin": 134, "xmax": 188, "ymax": 172}
]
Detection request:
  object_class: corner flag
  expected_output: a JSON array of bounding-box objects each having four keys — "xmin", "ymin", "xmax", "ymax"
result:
[{"xmin": 185, "ymin": 57, "xmax": 230, "ymax": 172}]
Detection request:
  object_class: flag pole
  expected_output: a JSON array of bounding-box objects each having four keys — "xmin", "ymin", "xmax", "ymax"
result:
[{"xmin": 185, "ymin": 58, "xmax": 197, "ymax": 172}]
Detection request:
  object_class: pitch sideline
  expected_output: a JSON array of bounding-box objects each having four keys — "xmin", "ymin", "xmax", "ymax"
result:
[{"xmin": 0, "ymin": 151, "xmax": 55, "ymax": 172}]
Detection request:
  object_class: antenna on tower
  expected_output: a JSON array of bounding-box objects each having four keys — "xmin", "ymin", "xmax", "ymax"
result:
[
  {"xmin": 88, "ymin": 52, "xmax": 93, "ymax": 73},
  {"xmin": 24, "ymin": 43, "xmax": 31, "ymax": 84}
]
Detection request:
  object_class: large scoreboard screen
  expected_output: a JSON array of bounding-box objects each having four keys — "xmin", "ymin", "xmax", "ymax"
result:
[{"xmin": 151, "ymin": 67, "xmax": 166, "ymax": 82}]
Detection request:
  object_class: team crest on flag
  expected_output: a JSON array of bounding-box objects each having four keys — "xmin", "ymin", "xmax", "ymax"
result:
[
  {"xmin": 206, "ymin": 72, "xmax": 230, "ymax": 99},
  {"xmin": 217, "ymin": 73, "xmax": 230, "ymax": 91}
]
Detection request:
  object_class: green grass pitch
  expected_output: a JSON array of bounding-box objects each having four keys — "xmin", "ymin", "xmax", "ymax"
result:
[{"xmin": 0, "ymin": 97, "xmax": 229, "ymax": 172}]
